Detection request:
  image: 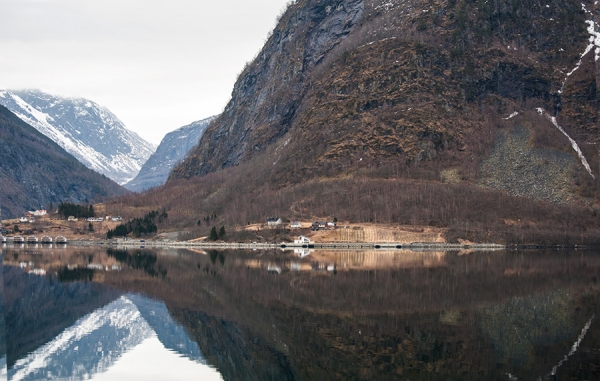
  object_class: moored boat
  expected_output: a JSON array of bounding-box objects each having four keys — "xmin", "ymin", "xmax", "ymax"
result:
[
  {"xmin": 27, "ymin": 235, "xmax": 38, "ymax": 243},
  {"xmin": 41, "ymin": 236, "xmax": 53, "ymax": 244},
  {"xmin": 1, "ymin": 235, "xmax": 6, "ymax": 243},
  {"xmin": 13, "ymin": 235, "xmax": 24, "ymax": 243},
  {"xmin": 55, "ymin": 236, "xmax": 68, "ymax": 244}
]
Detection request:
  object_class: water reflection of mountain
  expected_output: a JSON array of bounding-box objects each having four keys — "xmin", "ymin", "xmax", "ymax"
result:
[
  {"xmin": 170, "ymin": 309, "xmax": 295, "ymax": 381},
  {"xmin": 8, "ymin": 292, "xmax": 221, "ymax": 381},
  {"xmin": 161, "ymin": 249, "xmax": 600, "ymax": 380},
  {"xmin": 4, "ymin": 266, "xmax": 121, "ymax": 367},
  {"xmin": 5, "ymin": 247, "xmax": 600, "ymax": 380}
]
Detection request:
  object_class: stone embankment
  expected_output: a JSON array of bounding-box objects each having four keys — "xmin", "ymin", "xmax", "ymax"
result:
[{"xmin": 68, "ymin": 239, "xmax": 505, "ymax": 251}]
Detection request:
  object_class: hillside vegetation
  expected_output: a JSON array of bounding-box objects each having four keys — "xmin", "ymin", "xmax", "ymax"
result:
[{"xmin": 111, "ymin": 0, "xmax": 600, "ymax": 244}]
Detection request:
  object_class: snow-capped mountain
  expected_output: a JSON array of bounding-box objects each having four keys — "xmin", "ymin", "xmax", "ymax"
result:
[
  {"xmin": 8, "ymin": 294, "xmax": 222, "ymax": 381},
  {"xmin": 124, "ymin": 116, "xmax": 216, "ymax": 192},
  {"xmin": 0, "ymin": 90, "xmax": 156, "ymax": 185}
]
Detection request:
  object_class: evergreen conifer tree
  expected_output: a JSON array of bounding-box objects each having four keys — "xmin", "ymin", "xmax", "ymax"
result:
[{"xmin": 209, "ymin": 226, "xmax": 218, "ymax": 241}]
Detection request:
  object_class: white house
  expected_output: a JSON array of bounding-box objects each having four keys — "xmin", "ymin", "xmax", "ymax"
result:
[
  {"xmin": 294, "ymin": 235, "xmax": 311, "ymax": 245},
  {"xmin": 267, "ymin": 217, "xmax": 282, "ymax": 226},
  {"xmin": 290, "ymin": 221, "xmax": 302, "ymax": 228},
  {"xmin": 19, "ymin": 217, "xmax": 28, "ymax": 223}
]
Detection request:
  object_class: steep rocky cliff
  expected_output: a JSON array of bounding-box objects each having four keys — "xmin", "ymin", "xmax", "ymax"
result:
[
  {"xmin": 171, "ymin": 0, "xmax": 364, "ymax": 178},
  {"xmin": 171, "ymin": 0, "xmax": 600, "ymax": 205}
]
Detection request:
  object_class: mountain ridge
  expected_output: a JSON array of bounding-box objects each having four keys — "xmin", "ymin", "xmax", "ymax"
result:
[
  {"xmin": 0, "ymin": 89, "xmax": 155, "ymax": 185},
  {"xmin": 0, "ymin": 105, "xmax": 128, "ymax": 218}
]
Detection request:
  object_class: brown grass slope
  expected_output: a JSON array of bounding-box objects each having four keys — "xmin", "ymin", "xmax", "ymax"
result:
[{"xmin": 117, "ymin": 0, "xmax": 600, "ymax": 244}]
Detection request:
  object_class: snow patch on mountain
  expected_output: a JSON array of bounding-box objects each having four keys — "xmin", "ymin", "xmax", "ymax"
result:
[
  {"xmin": 536, "ymin": 108, "xmax": 595, "ymax": 178},
  {"xmin": 558, "ymin": 3, "xmax": 600, "ymax": 94},
  {"xmin": 0, "ymin": 90, "xmax": 156, "ymax": 185}
]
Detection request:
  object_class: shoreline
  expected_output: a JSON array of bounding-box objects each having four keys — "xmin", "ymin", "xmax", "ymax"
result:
[{"xmin": 9, "ymin": 239, "xmax": 593, "ymax": 251}]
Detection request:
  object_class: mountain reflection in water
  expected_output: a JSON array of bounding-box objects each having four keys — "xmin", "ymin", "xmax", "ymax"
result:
[
  {"xmin": 2, "ymin": 245, "xmax": 600, "ymax": 380},
  {"xmin": 8, "ymin": 294, "xmax": 221, "ymax": 381}
]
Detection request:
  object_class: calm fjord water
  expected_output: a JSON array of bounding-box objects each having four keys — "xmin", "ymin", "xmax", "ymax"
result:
[{"xmin": 1, "ymin": 245, "xmax": 600, "ymax": 380}]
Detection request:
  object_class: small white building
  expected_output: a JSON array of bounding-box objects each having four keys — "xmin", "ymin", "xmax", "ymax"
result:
[
  {"xmin": 19, "ymin": 217, "xmax": 28, "ymax": 223},
  {"xmin": 294, "ymin": 235, "xmax": 311, "ymax": 245},
  {"xmin": 267, "ymin": 217, "xmax": 282, "ymax": 226},
  {"xmin": 112, "ymin": 216, "xmax": 122, "ymax": 222},
  {"xmin": 290, "ymin": 221, "xmax": 302, "ymax": 228}
]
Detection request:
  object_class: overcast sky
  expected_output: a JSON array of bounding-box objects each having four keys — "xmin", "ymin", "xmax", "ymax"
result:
[{"xmin": 0, "ymin": 0, "xmax": 289, "ymax": 145}]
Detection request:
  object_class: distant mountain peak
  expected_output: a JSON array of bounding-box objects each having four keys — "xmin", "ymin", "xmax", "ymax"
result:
[
  {"xmin": 124, "ymin": 115, "xmax": 217, "ymax": 192},
  {"xmin": 0, "ymin": 89, "xmax": 156, "ymax": 184}
]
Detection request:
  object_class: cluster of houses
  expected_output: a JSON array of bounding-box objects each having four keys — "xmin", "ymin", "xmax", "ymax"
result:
[
  {"xmin": 16, "ymin": 210, "xmax": 48, "ymax": 224},
  {"xmin": 266, "ymin": 218, "xmax": 337, "ymax": 230},
  {"xmin": 311, "ymin": 221, "xmax": 336, "ymax": 230}
]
